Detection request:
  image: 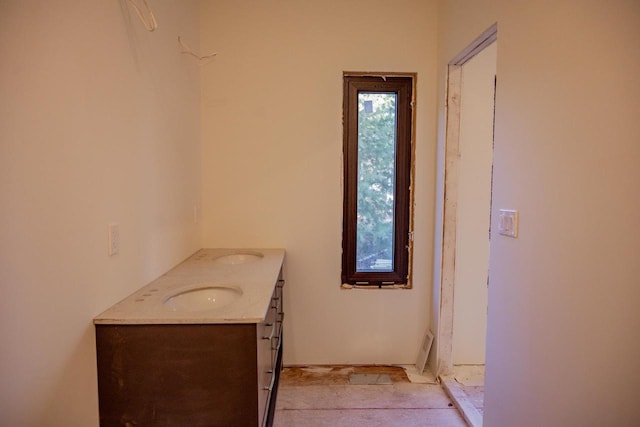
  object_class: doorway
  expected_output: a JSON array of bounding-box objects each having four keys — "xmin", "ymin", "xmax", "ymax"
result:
[
  {"xmin": 437, "ymin": 24, "xmax": 497, "ymax": 426},
  {"xmin": 452, "ymin": 41, "xmax": 496, "ymax": 367}
]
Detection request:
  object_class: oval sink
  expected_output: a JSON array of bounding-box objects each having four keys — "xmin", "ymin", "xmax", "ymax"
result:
[
  {"xmin": 163, "ymin": 286, "xmax": 243, "ymax": 312},
  {"xmin": 214, "ymin": 252, "xmax": 263, "ymax": 265}
]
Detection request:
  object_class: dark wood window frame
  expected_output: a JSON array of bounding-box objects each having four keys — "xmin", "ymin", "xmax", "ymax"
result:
[{"xmin": 341, "ymin": 73, "xmax": 415, "ymax": 288}]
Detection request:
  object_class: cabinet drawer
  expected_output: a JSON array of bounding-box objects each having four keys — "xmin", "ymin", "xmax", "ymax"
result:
[{"xmin": 272, "ymin": 280, "xmax": 285, "ymax": 363}]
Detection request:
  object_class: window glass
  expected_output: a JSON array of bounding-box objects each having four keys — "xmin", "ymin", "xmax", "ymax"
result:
[{"xmin": 356, "ymin": 92, "xmax": 397, "ymax": 272}]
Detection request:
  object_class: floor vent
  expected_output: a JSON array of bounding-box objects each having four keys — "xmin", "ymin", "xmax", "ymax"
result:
[{"xmin": 348, "ymin": 373, "xmax": 393, "ymax": 385}]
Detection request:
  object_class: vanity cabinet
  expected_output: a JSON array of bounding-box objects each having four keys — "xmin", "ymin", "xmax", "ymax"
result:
[{"xmin": 95, "ymin": 278, "xmax": 285, "ymax": 427}]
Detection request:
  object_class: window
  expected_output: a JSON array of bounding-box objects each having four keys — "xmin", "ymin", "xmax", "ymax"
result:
[{"xmin": 342, "ymin": 74, "xmax": 414, "ymax": 287}]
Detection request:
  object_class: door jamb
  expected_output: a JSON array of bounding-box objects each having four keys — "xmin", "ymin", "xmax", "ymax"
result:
[{"xmin": 437, "ymin": 23, "xmax": 497, "ymax": 376}]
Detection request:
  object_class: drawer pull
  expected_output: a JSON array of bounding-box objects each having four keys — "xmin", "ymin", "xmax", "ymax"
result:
[
  {"xmin": 262, "ymin": 323, "xmax": 275, "ymax": 340},
  {"xmin": 264, "ymin": 369, "xmax": 277, "ymax": 391}
]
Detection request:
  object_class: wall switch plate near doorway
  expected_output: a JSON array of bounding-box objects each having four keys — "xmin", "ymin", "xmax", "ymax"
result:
[
  {"xmin": 498, "ymin": 209, "xmax": 518, "ymax": 238},
  {"xmin": 108, "ymin": 223, "xmax": 120, "ymax": 256}
]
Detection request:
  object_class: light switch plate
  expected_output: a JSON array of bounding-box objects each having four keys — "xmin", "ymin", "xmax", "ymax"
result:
[
  {"xmin": 108, "ymin": 223, "xmax": 120, "ymax": 256},
  {"xmin": 498, "ymin": 209, "xmax": 518, "ymax": 238}
]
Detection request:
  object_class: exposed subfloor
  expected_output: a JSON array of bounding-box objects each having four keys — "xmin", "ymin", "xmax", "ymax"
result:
[
  {"xmin": 454, "ymin": 365, "xmax": 485, "ymax": 415},
  {"xmin": 273, "ymin": 366, "xmax": 467, "ymax": 426},
  {"xmin": 441, "ymin": 365, "xmax": 485, "ymax": 427},
  {"xmin": 460, "ymin": 385, "xmax": 484, "ymax": 415}
]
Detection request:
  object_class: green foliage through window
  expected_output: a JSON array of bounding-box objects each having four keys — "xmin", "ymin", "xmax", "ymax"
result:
[{"xmin": 356, "ymin": 93, "xmax": 397, "ymax": 272}]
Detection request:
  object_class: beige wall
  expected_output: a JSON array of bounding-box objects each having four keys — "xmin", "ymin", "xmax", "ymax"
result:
[
  {"xmin": 200, "ymin": 0, "xmax": 438, "ymax": 364},
  {"xmin": 0, "ymin": 1, "xmax": 201, "ymax": 425},
  {"xmin": 436, "ymin": 0, "xmax": 640, "ymax": 424}
]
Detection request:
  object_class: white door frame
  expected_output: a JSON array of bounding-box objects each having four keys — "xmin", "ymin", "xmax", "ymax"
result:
[{"xmin": 437, "ymin": 23, "xmax": 497, "ymax": 376}]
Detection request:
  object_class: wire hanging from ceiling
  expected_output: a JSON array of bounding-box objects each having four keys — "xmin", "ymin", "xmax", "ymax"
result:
[
  {"xmin": 178, "ymin": 36, "xmax": 218, "ymax": 62},
  {"xmin": 125, "ymin": 0, "xmax": 217, "ymax": 63},
  {"xmin": 127, "ymin": 0, "xmax": 158, "ymax": 32}
]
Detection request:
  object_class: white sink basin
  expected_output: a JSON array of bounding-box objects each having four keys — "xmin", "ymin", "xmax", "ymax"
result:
[
  {"xmin": 214, "ymin": 252, "xmax": 263, "ymax": 265},
  {"xmin": 163, "ymin": 285, "xmax": 243, "ymax": 312}
]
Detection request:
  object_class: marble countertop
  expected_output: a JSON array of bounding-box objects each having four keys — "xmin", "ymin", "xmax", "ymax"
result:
[{"xmin": 94, "ymin": 248, "xmax": 285, "ymax": 325}]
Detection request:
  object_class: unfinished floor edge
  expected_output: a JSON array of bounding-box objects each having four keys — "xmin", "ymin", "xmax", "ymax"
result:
[{"xmin": 440, "ymin": 375, "xmax": 483, "ymax": 427}]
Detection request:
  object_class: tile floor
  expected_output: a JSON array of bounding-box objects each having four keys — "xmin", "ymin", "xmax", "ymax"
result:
[{"xmin": 273, "ymin": 366, "xmax": 467, "ymax": 426}]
